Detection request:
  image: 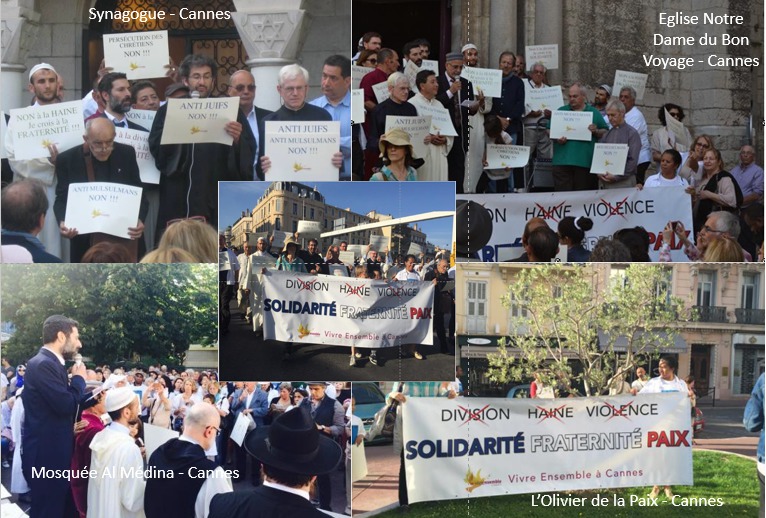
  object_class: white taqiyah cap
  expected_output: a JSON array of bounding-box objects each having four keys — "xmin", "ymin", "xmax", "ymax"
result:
[
  {"xmin": 29, "ymin": 63, "xmax": 57, "ymax": 81},
  {"xmin": 105, "ymin": 386, "xmax": 138, "ymax": 412},
  {"xmin": 461, "ymin": 43, "xmax": 478, "ymax": 53}
]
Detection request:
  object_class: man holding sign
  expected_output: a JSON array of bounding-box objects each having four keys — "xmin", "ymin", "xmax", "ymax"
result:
[
  {"xmin": 54, "ymin": 118, "xmax": 147, "ymax": 262},
  {"xmin": 598, "ymin": 99, "xmax": 641, "ymax": 188},
  {"xmin": 149, "ymin": 54, "xmax": 252, "ymax": 239}
]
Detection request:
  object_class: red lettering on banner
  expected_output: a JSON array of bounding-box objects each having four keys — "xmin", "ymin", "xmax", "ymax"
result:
[
  {"xmin": 647, "ymin": 430, "xmax": 690, "ymax": 447},
  {"xmin": 409, "ymin": 307, "xmax": 432, "ymax": 319}
]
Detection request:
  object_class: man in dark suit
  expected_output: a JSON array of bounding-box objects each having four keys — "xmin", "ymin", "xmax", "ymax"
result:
[
  {"xmin": 229, "ymin": 382, "xmax": 269, "ymax": 485},
  {"xmin": 228, "ymin": 70, "xmax": 272, "ymax": 180},
  {"xmin": 22, "ymin": 315, "xmax": 86, "ymax": 518},
  {"xmin": 1, "ymin": 179, "xmax": 62, "ymax": 262},
  {"xmin": 209, "ymin": 406, "xmax": 342, "ymax": 518},
  {"xmin": 54, "ymin": 118, "xmax": 148, "ymax": 262},
  {"xmin": 97, "ymin": 72, "xmax": 147, "ymax": 130},
  {"xmin": 436, "ymin": 51, "xmax": 479, "ymax": 193},
  {"xmin": 492, "ymin": 51, "xmax": 526, "ymax": 188}
]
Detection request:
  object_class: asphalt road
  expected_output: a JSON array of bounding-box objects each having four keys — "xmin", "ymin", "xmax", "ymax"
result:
[{"xmin": 219, "ymin": 302, "xmax": 456, "ymax": 382}]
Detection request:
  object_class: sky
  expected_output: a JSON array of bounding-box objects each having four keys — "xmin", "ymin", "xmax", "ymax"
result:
[{"xmin": 218, "ymin": 182, "xmax": 456, "ymax": 249}]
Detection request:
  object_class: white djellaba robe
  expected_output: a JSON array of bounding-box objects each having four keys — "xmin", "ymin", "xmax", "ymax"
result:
[
  {"xmin": 236, "ymin": 252, "xmax": 252, "ymax": 319},
  {"xmin": 408, "ymin": 93, "xmax": 453, "ymax": 182},
  {"xmin": 88, "ymin": 423, "xmax": 146, "ymax": 518},
  {"xmin": 10, "ymin": 396, "xmax": 29, "ymax": 494},
  {"xmin": 464, "ymin": 95, "xmax": 492, "ymax": 193},
  {"xmin": 240, "ymin": 250, "xmax": 275, "ymax": 332}
]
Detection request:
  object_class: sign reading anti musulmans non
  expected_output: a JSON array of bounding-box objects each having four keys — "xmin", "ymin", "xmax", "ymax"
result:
[
  {"xmin": 403, "ymin": 393, "xmax": 692, "ymax": 503},
  {"xmin": 261, "ymin": 270, "xmax": 434, "ymax": 348}
]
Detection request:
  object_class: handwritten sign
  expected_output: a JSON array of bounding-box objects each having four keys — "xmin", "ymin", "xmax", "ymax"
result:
[
  {"xmin": 264, "ymin": 121, "xmax": 340, "ymax": 181},
  {"xmin": 160, "ymin": 97, "xmax": 239, "ymax": 145},
  {"xmin": 352, "ymin": 65, "xmax": 374, "ymax": 90},
  {"xmin": 104, "ymin": 30, "xmax": 169, "ymax": 80},
  {"xmin": 525, "ymin": 86, "xmax": 564, "ymax": 113},
  {"xmin": 408, "ymin": 99, "xmax": 457, "ymax": 136},
  {"xmin": 525, "ymin": 44, "xmax": 559, "ymax": 70},
  {"xmin": 420, "ymin": 60, "xmax": 439, "ymax": 73},
  {"xmin": 613, "ymin": 70, "xmax": 648, "ymax": 102},
  {"xmin": 372, "ymin": 81, "xmax": 390, "ymax": 104},
  {"xmin": 460, "ymin": 66, "xmax": 502, "ymax": 98},
  {"xmin": 590, "ymin": 143, "xmax": 628, "ymax": 176},
  {"xmin": 485, "ymin": 144, "xmax": 531, "ymax": 169},
  {"xmin": 9, "ymin": 101, "xmax": 84, "ymax": 160},
  {"xmin": 114, "ymin": 127, "xmax": 160, "ymax": 184},
  {"xmin": 351, "ymin": 89, "xmax": 364, "ymax": 125},
  {"xmin": 339, "ymin": 251, "xmax": 356, "ymax": 265},
  {"xmin": 63, "ymin": 182, "xmax": 142, "ymax": 239},
  {"xmin": 125, "ymin": 109, "xmax": 156, "ymax": 131},
  {"xmin": 549, "ymin": 110, "xmax": 593, "ymax": 141},
  {"xmin": 385, "ymin": 115, "xmax": 431, "ymax": 159},
  {"xmin": 664, "ymin": 108, "xmax": 689, "ymax": 147},
  {"xmin": 297, "ymin": 220, "xmax": 322, "ymax": 237},
  {"xmin": 404, "ymin": 60, "xmax": 420, "ymax": 90}
]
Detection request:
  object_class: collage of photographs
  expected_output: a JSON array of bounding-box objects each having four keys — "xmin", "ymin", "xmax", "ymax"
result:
[{"xmin": 0, "ymin": 0, "xmax": 764, "ymax": 517}]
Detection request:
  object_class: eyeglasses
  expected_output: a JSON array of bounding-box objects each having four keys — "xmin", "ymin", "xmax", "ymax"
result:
[
  {"xmin": 282, "ymin": 86, "xmax": 307, "ymax": 94},
  {"xmin": 695, "ymin": 142, "xmax": 710, "ymax": 148},
  {"xmin": 234, "ymin": 84, "xmax": 256, "ymax": 92},
  {"xmin": 166, "ymin": 215, "xmax": 207, "ymax": 228},
  {"xmin": 89, "ymin": 140, "xmax": 114, "ymax": 151},
  {"xmin": 206, "ymin": 425, "xmax": 221, "ymax": 436},
  {"xmin": 701, "ymin": 225, "xmax": 724, "ymax": 234}
]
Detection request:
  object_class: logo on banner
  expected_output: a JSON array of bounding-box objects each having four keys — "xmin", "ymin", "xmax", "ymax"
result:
[
  {"xmin": 528, "ymin": 404, "xmax": 574, "ymax": 423},
  {"xmin": 585, "ymin": 401, "xmax": 658, "ymax": 421},
  {"xmin": 464, "ymin": 467, "xmax": 501, "ymax": 493},
  {"xmin": 297, "ymin": 323, "xmax": 312, "ymax": 339},
  {"xmin": 285, "ymin": 278, "xmax": 330, "ymax": 293},
  {"xmin": 442, "ymin": 405, "xmax": 512, "ymax": 426}
]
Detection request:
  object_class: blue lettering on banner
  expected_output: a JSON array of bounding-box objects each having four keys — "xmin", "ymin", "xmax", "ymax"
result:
[
  {"xmin": 405, "ymin": 434, "xmax": 525, "ymax": 460},
  {"xmin": 263, "ymin": 298, "xmax": 337, "ymax": 316}
]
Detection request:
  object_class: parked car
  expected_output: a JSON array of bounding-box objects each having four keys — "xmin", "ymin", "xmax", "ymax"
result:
[
  {"xmin": 506, "ymin": 384, "xmax": 531, "ymax": 399},
  {"xmin": 352, "ymin": 382, "xmax": 391, "ymax": 445}
]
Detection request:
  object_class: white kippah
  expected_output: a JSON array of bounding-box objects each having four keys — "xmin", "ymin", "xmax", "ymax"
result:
[
  {"xmin": 105, "ymin": 386, "xmax": 138, "ymax": 413},
  {"xmin": 29, "ymin": 63, "xmax": 57, "ymax": 81},
  {"xmin": 461, "ymin": 43, "xmax": 478, "ymax": 54}
]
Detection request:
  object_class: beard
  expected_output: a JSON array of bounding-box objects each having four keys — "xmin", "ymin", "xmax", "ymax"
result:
[{"xmin": 109, "ymin": 96, "xmax": 132, "ymax": 115}]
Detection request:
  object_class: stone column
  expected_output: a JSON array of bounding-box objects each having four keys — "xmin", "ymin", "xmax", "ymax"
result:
[
  {"xmin": 489, "ymin": 0, "xmax": 518, "ymax": 65},
  {"xmin": 1, "ymin": 10, "xmax": 41, "ymax": 111},
  {"xmin": 232, "ymin": 0, "xmax": 309, "ymax": 112},
  {"xmin": 534, "ymin": 0, "xmax": 562, "ymax": 84}
]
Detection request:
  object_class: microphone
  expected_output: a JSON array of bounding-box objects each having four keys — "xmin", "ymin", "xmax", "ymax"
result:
[{"xmin": 190, "ymin": 90, "xmax": 200, "ymax": 99}]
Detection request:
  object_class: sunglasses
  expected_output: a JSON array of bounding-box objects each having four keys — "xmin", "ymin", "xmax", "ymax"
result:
[
  {"xmin": 233, "ymin": 84, "xmax": 256, "ymax": 92},
  {"xmin": 365, "ymin": 59, "xmax": 378, "ymax": 64}
]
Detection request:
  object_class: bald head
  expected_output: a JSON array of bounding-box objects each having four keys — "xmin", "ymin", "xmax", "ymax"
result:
[
  {"xmin": 1, "ymin": 179, "xmax": 49, "ymax": 234},
  {"xmin": 84, "ymin": 118, "xmax": 116, "ymax": 161},
  {"xmin": 183, "ymin": 400, "xmax": 221, "ymax": 450},
  {"xmin": 228, "ymin": 70, "xmax": 256, "ymax": 113}
]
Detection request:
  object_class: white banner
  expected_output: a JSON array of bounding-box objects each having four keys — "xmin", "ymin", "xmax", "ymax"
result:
[
  {"xmin": 458, "ymin": 187, "xmax": 694, "ymax": 262},
  {"xmin": 403, "ymin": 393, "xmax": 692, "ymax": 504},
  {"xmin": 525, "ymin": 86, "xmax": 564, "ymax": 113},
  {"xmin": 460, "ymin": 66, "xmax": 502, "ymax": 98},
  {"xmin": 590, "ymin": 143, "xmax": 629, "ymax": 176},
  {"xmin": 126, "ymin": 109, "xmax": 156, "ymax": 131},
  {"xmin": 10, "ymin": 101, "xmax": 84, "ymax": 160},
  {"xmin": 114, "ymin": 127, "xmax": 160, "ymax": 184},
  {"xmin": 264, "ymin": 121, "xmax": 340, "ymax": 180},
  {"xmin": 613, "ymin": 70, "xmax": 649, "ymax": 102},
  {"xmin": 385, "ymin": 115, "xmax": 431, "ymax": 160},
  {"xmin": 486, "ymin": 144, "xmax": 530, "ymax": 169},
  {"xmin": 351, "ymin": 89, "xmax": 365, "ymax": 125},
  {"xmin": 525, "ymin": 44, "xmax": 559, "ymax": 70},
  {"xmin": 160, "ymin": 97, "xmax": 239, "ymax": 145},
  {"xmin": 104, "ymin": 30, "xmax": 169, "ymax": 80},
  {"xmin": 550, "ymin": 110, "xmax": 592, "ymax": 141},
  {"xmin": 63, "ymin": 182, "xmax": 142, "ymax": 239},
  {"xmin": 262, "ymin": 270, "xmax": 434, "ymax": 348}
]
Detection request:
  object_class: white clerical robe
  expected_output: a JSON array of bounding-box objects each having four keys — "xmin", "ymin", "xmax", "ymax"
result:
[
  {"xmin": 465, "ymin": 96, "xmax": 492, "ymax": 193},
  {"xmin": 408, "ymin": 93, "xmax": 453, "ymax": 182},
  {"xmin": 88, "ymin": 424, "xmax": 146, "ymax": 518},
  {"xmin": 240, "ymin": 251, "xmax": 275, "ymax": 332}
]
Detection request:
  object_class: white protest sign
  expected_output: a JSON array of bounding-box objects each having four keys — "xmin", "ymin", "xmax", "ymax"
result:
[
  {"xmin": 369, "ymin": 234, "xmax": 390, "ymax": 252},
  {"xmin": 403, "ymin": 393, "xmax": 692, "ymax": 504},
  {"xmin": 351, "ymin": 89, "xmax": 365, "ymax": 125},
  {"xmin": 372, "ymin": 81, "xmax": 390, "ymax": 104},
  {"xmin": 160, "ymin": 97, "xmax": 239, "ymax": 145},
  {"xmin": 249, "ymin": 254, "xmax": 277, "ymax": 272},
  {"xmin": 264, "ymin": 121, "xmax": 340, "ymax": 181},
  {"xmin": 525, "ymin": 44, "xmax": 559, "ymax": 70},
  {"xmin": 0, "ymin": 111, "xmax": 7, "ymax": 159},
  {"xmin": 328, "ymin": 264, "xmax": 349, "ymax": 277},
  {"xmin": 352, "ymin": 65, "xmax": 374, "ymax": 90},
  {"xmin": 9, "ymin": 101, "xmax": 84, "ymax": 160},
  {"xmin": 460, "ymin": 66, "xmax": 502, "ymax": 98},
  {"xmin": 407, "ymin": 242, "xmax": 423, "ymax": 256},
  {"xmin": 339, "ymin": 251, "xmax": 356, "ymax": 265},
  {"xmin": 230, "ymin": 412, "xmax": 253, "ymax": 447},
  {"xmin": 114, "ymin": 127, "xmax": 160, "ymax": 184},
  {"xmin": 143, "ymin": 423, "xmax": 178, "ymax": 462},
  {"xmin": 409, "ymin": 100, "xmax": 457, "ymax": 136},
  {"xmin": 591, "ymin": 143, "xmax": 629, "ymax": 176},
  {"xmin": 486, "ymin": 145, "xmax": 531, "ymax": 170},
  {"xmin": 219, "ymin": 252, "xmax": 232, "ymax": 271},
  {"xmin": 385, "ymin": 115, "xmax": 431, "ymax": 160},
  {"xmin": 125, "ymin": 109, "xmax": 156, "ymax": 131},
  {"xmin": 458, "ymin": 187, "xmax": 694, "ymax": 262},
  {"xmin": 613, "ymin": 70, "xmax": 649, "ymax": 102},
  {"xmin": 271, "ymin": 231, "xmax": 290, "ymax": 250},
  {"xmin": 525, "ymin": 86, "xmax": 564, "ymax": 113},
  {"xmin": 404, "ymin": 60, "xmax": 420, "ymax": 90},
  {"xmin": 347, "ymin": 244, "xmax": 366, "ymax": 260},
  {"xmin": 248, "ymin": 231, "xmax": 268, "ymax": 246},
  {"xmin": 351, "ymin": 442, "xmax": 368, "ymax": 482},
  {"xmin": 297, "ymin": 220, "xmax": 322, "ymax": 237},
  {"xmin": 104, "ymin": 30, "xmax": 169, "ymax": 80},
  {"xmin": 63, "ymin": 182, "xmax": 142, "ymax": 239},
  {"xmin": 262, "ymin": 270, "xmax": 434, "ymax": 348},
  {"xmin": 664, "ymin": 108, "xmax": 689, "ymax": 147},
  {"xmin": 549, "ymin": 110, "xmax": 593, "ymax": 141},
  {"xmin": 420, "ymin": 60, "xmax": 439, "ymax": 73}
]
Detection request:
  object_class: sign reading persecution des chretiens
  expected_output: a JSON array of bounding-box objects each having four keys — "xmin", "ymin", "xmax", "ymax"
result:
[{"xmin": 261, "ymin": 270, "xmax": 434, "ymax": 348}]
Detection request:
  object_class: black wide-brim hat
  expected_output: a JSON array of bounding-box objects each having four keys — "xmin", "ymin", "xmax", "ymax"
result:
[
  {"xmin": 456, "ymin": 199, "xmax": 493, "ymax": 255},
  {"xmin": 244, "ymin": 406, "xmax": 342, "ymax": 475}
]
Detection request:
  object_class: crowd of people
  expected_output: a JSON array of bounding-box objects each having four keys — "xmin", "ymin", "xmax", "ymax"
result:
[
  {"xmin": 0, "ymin": 315, "xmax": 355, "ymax": 516},
  {"xmin": 2, "ymin": 51, "xmax": 352, "ymax": 264},
  {"xmin": 220, "ymin": 233, "xmax": 456, "ymax": 366}
]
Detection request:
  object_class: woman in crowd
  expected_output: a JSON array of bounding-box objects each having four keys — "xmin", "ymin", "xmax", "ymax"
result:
[
  {"xmin": 157, "ymin": 218, "xmax": 218, "ymax": 262},
  {"xmin": 171, "ymin": 379, "xmax": 200, "ymax": 431},
  {"xmin": 8, "ymin": 365, "xmax": 24, "ymax": 398},
  {"xmin": 268, "ymin": 382, "xmax": 294, "ymax": 423},
  {"xmin": 679, "ymin": 134, "xmax": 715, "ymax": 181},
  {"xmin": 557, "ymin": 216, "xmax": 593, "ymax": 262},
  {"xmin": 276, "ymin": 237, "xmax": 307, "ymax": 273},
  {"xmin": 639, "ymin": 356, "xmax": 689, "ymax": 500},
  {"xmin": 172, "ymin": 378, "xmax": 185, "ymax": 398},
  {"xmin": 292, "ymin": 388, "xmax": 308, "ymax": 407},
  {"xmin": 650, "ymin": 104, "xmax": 692, "ymax": 163},
  {"xmin": 613, "ymin": 226, "xmax": 652, "ymax": 262},
  {"xmin": 704, "ymin": 234, "xmax": 745, "ymax": 262},
  {"xmin": 371, "ymin": 128, "xmax": 418, "ymax": 181},
  {"xmin": 356, "ymin": 49, "xmax": 378, "ymax": 68},
  {"xmin": 643, "ymin": 149, "xmax": 688, "ymax": 188},
  {"xmin": 686, "ymin": 148, "xmax": 741, "ymax": 231},
  {"xmin": 143, "ymin": 374, "xmax": 173, "ymax": 429}
]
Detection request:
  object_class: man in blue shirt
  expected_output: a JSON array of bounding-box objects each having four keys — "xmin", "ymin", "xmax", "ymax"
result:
[{"xmin": 309, "ymin": 55, "xmax": 351, "ymax": 180}]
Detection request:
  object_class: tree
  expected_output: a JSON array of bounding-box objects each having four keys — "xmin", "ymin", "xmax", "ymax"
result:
[
  {"xmin": 1, "ymin": 264, "xmax": 217, "ymax": 366},
  {"xmin": 486, "ymin": 264, "xmax": 692, "ymax": 397}
]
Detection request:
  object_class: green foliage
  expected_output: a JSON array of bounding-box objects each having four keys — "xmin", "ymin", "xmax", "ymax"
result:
[
  {"xmin": 487, "ymin": 264, "xmax": 692, "ymax": 396},
  {"xmin": 1, "ymin": 264, "xmax": 217, "ymax": 366}
]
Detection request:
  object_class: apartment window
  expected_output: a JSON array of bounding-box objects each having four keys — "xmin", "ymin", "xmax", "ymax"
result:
[
  {"xmin": 276, "ymin": 199, "xmax": 282, "ymax": 211},
  {"xmin": 310, "ymin": 208, "xmax": 315, "ymax": 220},
  {"xmin": 292, "ymin": 220, "xmax": 298, "ymax": 233},
  {"xmin": 742, "ymin": 272, "xmax": 760, "ymax": 309},
  {"xmin": 292, "ymin": 203, "xmax": 298, "ymax": 215},
  {"xmin": 466, "ymin": 281, "xmax": 487, "ymax": 334},
  {"xmin": 696, "ymin": 271, "xmax": 716, "ymax": 306},
  {"xmin": 275, "ymin": 217, "xmax": 281, "ymax": 231}
]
